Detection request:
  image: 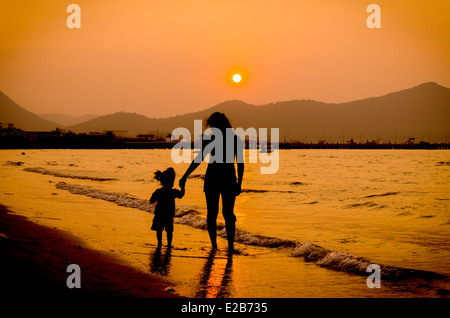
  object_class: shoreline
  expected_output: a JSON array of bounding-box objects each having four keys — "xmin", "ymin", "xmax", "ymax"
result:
[
  {"xmin": 0, "ymin": 204, "xmax": 181, "ymax": 298},
  {"xmin": 1, "ymin": 143, "xmax": 449, "ymax": 150}
]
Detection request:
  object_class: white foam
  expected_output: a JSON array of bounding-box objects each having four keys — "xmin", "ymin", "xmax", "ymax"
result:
[
  {"xmin": 56, "ymin": 182, "xmax": 154, "ymax": 212},
  {"xmin": 25, "ymin": 167, "xmax": 116, "ymax": 181},
  {"xmin": 55, "ymin": 181, "xmax": 446, "ymax": 281}
]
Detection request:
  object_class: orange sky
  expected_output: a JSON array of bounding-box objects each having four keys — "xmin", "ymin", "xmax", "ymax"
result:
[{"xmin": 1, "ymin": 0, "xmax": 449, "ymax": 117}]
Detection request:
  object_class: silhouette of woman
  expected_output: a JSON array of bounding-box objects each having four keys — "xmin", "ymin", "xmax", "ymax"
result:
[{"xmin": 179, "ymin": 112, "xmax": 244, "ymax": 253}]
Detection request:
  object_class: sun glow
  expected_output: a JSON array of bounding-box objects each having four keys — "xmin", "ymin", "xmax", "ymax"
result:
[{"xmin": 226, "ymin": 67, "xmax": 248, "ymax": 87}]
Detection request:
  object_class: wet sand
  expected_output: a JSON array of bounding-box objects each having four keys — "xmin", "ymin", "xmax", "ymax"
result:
[{"xmin": 0, "ymin": 204, "xmax": 180, "ymax": 298}]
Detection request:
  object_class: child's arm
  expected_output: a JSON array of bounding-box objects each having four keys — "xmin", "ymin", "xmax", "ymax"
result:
[
  {"xmin": 174, "ymin": 182, "xmax": 185, "ymax": 199},
  {"xmin": 150, "ymin": 189, "xmax": 159, "ymax": 203}
]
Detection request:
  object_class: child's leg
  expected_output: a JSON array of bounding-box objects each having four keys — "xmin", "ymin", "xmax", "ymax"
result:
[
  {"xmin": 156, "ymin": 230, "xmax": 163, "ymax": 247},
  {"xmin": 166, "ymin": 231, "xmax": 173, "ymax": 247}
]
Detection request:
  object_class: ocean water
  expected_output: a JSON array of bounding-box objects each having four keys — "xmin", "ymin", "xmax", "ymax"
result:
[{"xmin": 1, "ymin": 149, "xmax": 449, "ymax": 297}]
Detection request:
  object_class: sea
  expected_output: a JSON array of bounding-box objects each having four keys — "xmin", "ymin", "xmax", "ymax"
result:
[{"xmin": 1, "ymin": 149, "xmax": 449, "ymax": 297}]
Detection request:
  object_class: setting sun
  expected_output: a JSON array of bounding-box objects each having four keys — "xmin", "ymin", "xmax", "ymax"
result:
[{"xmin": 225, "ymin": 67, "xmax": 248, "ymax": 87}]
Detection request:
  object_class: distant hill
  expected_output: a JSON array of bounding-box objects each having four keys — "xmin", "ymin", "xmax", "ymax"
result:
[
  {"xmin": 0, "ymin": 91, "xmax": 61, "ymax": 131},
  {"xmin": 39, "ymin": 113, "xmax": 98, "ymax": 126},
  {"xmin": 2, "ymin": 82, "xmax": 449, "ymax": 142},
  {"xmin": 67, "ymin": 82, "xmax": 450, "ymax": 143}
]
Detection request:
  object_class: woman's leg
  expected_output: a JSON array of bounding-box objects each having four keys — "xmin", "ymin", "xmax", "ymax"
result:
[
  {"xmin": 222, "ymin": 192, "xmax": 237, "ymax": 252},
  {"xmin": 205, "ymin": 191, "xmax": 220, "ymax": 249},
  {"xmin": 166, "ymin": 231, "xmax": 173, "ymax": 247}
]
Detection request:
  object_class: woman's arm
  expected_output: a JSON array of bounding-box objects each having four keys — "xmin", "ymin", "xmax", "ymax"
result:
[
  {"xmin": 236, "ymin": 162, "xmax": 244, "ymax": 195},
  {"xmin": 179, "ymin": 152, "xmax": 202, "ymax": 188},
  {"xmin": 235, "ymin": 134, "xmax": 244, "ymax": 195}
]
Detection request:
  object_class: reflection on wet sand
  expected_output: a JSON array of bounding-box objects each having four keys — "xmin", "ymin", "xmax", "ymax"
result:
[
  {"xmin": 195, "ymin": 249, "xmax": 233, "ymax": 298},
  {"xmin": 150, "ymin": 246, "xmax": 172, "ymax": 276}
]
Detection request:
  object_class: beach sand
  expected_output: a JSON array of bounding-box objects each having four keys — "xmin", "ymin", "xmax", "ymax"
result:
[{"xmin": 0, "ymin": 204, "xmax": 180, "ymax": 298}]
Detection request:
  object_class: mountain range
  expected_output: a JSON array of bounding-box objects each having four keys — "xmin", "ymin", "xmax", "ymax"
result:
[
  {"xmin": 1, "ymin": 82, "xmax": 449, "ymax": 143},
  {"xmin": 39, "ymin": 113, "xmax": 99, "ymax": 126},
  {"xmin": 0, "ymin": 91, "xmax": 61, "ymax": 131}
]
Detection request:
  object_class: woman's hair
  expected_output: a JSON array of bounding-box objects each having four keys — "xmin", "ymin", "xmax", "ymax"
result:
[
  {"xmin": 206, "ymin": 112, "xmax": 232, "ymax": 132},
  {"xmin": 154, "ymin": 167, "xmax": 175, "ymax": 187}
]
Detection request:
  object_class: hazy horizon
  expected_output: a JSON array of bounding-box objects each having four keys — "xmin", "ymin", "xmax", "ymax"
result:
[
  {"xmin": 48, "ymin": 81, "xmax": 450, "ymax": 118},
  {"xmin": 4, "ymin": 81, "xmax": 449, "ymax": 120}
]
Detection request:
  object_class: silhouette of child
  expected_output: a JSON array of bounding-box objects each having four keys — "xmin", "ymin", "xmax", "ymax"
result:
[{"xmin": 150, "ymin": 167, "xmax": 185, "ymax": 247}]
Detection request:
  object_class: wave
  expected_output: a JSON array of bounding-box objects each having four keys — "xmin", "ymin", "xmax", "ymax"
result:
[
  {"xmin": 343, "ymin": 193, "xmax": 399, "ymax": 209},
  {"xmin": 4, "ymin": 161, "xmax": 24, "ymax": 166},
  {"xmin": 343, "ymin": 202, "xmax": 380, "ymax": 209},
  {"xmin": 56, "ymin": 182, "xmax": 154, "ymax": 212},
  {"xmin": 176, "ymin": 213, "xmax": 298, "ymax": 248},
  {"xmin": 24, "ymin": 167, "xmax": 117, "ymax": 182},
  {"xmin": 55, "ymin": 181, "xmax": 188, "ymax": 217},
  {"xmin": 241, "ymin": 189, "xmax": 269, "ymax": 193},
  {"xmin": 55, "ymin": 181, "xmax": 446, "ymax": 282},
  {"xmin": 362, "ymin": 191, "xmax": 400, "ymax": 198},
  {"xmin": 242, "ymin": 188, "xmax": 295, "ymax": 194},
  {"xmin": 187, "ymin": 174, "xmax": 205, "ymax": 180},
  {"xmin": 186, "ymin": 174, "xmax": 296, "ymax": 194},
  {"xmin": 289, "ymin": 181, "xmax": 307, "ymax": 186},
  {"xmin": 292, "ymin": 242, "xmax": 444, "ymax": 281}
]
